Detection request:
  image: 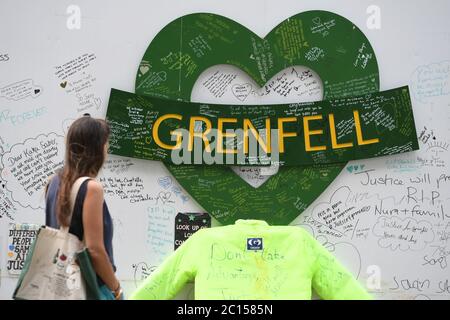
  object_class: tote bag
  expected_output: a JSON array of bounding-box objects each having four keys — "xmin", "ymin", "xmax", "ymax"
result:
[{"xmin": 13, "ymin": 177, "xmax": 105, "ymax": 300}]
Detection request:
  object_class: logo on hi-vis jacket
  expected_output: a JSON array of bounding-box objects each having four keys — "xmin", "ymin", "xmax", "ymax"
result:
[{"xmin": 247, "ymin": 238, "xmax": 263, "ymax": 251}]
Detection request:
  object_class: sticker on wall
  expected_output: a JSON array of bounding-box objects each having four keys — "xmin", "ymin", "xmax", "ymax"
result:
[
  {"xmin": 174, "ymin": 212, "xmax": 211, "ymax": 249},
  {"xmin": 7, "ymin": 223, "xmax": 39, "ymax": 275}
]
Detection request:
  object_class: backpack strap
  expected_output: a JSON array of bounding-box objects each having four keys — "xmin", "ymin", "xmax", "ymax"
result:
[{"xmin": 60, "ymin": 176, "xmax": 91, "ymax": 233}]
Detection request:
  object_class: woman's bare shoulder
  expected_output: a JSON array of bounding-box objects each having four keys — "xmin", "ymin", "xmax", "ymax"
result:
[{"xmin": 86, "ymin": 179, "xmax": 104, "ymax": 195}]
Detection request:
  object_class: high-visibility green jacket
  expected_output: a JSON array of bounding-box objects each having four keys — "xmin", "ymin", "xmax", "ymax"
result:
[{"xmin": 130, "ymin": 220, "xmax": 372, "ymax": 300}]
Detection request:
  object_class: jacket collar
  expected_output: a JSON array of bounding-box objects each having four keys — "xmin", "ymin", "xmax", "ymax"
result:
[{"xmin": 235, "ymin": 219, "xmax": 269, "ymax": 226}]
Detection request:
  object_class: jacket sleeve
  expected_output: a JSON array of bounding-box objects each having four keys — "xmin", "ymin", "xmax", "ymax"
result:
[
  {"xmin": 129, "ymin": 230, "xmax": 200, "ymax": 300},
  {"xmin": 305, "ymin": 232, "xmax": 372, "ymax": 300}
]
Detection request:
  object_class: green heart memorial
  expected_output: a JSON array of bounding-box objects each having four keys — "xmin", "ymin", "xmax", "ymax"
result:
[{"xmin": 106, "ymin": 11, "xmax": 419, "ymax": 225}]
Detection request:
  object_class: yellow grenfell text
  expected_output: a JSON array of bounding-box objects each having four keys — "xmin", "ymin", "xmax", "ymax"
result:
[
  {"xmin": 329, "ymin": 113, "xmax": 353, "ymax": 149},
  {"xmin": 353, "ymin": 110, "xmax": 380, "ymax": 146},
  {"xmin": 243, "ymin": 118, "xmax": 271, "ymax": 154},
  {"xmin": 217, "ymin": 117, "xmax": 238, "ymax": 154},
  {"xmin": 303, "ymin": 115, "xmax": 326, "ymax": 152},
  {"xmin": 188, "ymin": 116, "xmax": 212, "ymax": 152},
  {"xmin": 152, "ymin": 113, "xmax": 183, "ymax": 150},
  {"xmin": 152, "ymin": 111, "xmax": 379, "ymax": 153},
  {"xmin": 278, "ymin": 117, "xmax": 297, "ymax": 153}
]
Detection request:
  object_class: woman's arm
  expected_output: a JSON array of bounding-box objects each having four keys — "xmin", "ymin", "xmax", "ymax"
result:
[{"xmin": 82, "ymin": 180, "xmax": 120, "ymax": 296}]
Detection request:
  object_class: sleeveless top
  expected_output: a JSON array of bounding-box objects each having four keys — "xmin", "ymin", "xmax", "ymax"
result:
[{"xmin": 45, "ymin": 174, "xmax": 116, "ymax": 285}]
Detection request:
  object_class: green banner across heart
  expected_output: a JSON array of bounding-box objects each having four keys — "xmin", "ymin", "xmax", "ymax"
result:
[{"xmin": 106, "ymin": 86, "xmax": 418, "ymax": 166}]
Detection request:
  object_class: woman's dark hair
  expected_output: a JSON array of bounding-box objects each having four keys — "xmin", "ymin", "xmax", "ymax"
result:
[{"xmin": 56, "ymin": 116, "xmax": 110, "ymax": 227}]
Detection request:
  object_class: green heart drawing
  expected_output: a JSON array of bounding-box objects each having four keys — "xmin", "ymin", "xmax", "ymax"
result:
[{"xmin": 135, "ymin": 11, "xmax": 379, "ymax": 225}]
